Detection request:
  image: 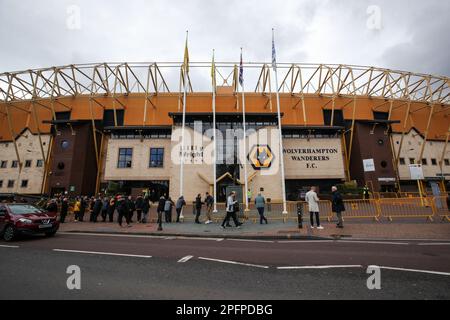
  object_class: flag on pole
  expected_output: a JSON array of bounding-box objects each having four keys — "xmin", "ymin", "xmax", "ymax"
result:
[
  {"xmin": 211, "ymin": 49, "xmax": 216, "ymax": 87},
  {"xmin": 183, "ymin": 33, "xmax": 189, "ymax": 74},
  {"xmin": 272, "ymin": 29, "xmax": 277, "ymax": 71},
  {"xmin": 239, "ymin": 49, "xmax": 244, "ymax": 86}
]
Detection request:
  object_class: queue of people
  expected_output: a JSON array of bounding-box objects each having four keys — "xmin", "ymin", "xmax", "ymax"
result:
[{"xmin": 40, "ymin": 185, "xmax": 349, "ymax": 231}]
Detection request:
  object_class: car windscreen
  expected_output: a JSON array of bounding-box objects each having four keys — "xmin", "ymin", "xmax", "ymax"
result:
[{"xmin": 7, "ymin": 204, "xmax": 46, "ymax": 215}]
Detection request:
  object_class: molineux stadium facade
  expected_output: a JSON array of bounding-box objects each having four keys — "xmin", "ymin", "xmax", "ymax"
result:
[{"xmin": 0, "ymin": 62, "xmax": 449, "ymax": 203}]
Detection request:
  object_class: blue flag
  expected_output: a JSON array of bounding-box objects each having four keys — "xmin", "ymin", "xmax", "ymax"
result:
[
  {"xmin": 239, "ymin": 51, "xmax": 244, "ymax": 86},
  {"xmin": 272, "ymin": 30, "xmax": 277, "ymax": 71}
]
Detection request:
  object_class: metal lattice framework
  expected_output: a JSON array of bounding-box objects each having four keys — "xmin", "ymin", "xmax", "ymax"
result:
[{"xmin": 0, "ymin": 62, "xmax": 448, "ymax": 104}]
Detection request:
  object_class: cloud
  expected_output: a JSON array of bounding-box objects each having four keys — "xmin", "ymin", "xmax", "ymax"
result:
[{"xmin": 0, "ymin": 0, "xmax": 448, "ymax": 80}]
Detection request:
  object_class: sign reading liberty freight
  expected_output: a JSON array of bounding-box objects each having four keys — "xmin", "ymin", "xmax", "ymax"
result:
[{"xmin": 282, "ymin": 138, "xmax": 345, "ymax": 179}]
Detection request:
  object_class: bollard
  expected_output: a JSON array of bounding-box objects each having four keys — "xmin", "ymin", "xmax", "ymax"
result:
[{"xmin": 297, "ymin": 202, "xmax": 303, "ymax": 229}]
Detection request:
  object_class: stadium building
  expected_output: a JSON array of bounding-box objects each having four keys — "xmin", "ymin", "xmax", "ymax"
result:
[{"xmin": 0, "ymin": 62, "xmax": 448, "ymax": 203}]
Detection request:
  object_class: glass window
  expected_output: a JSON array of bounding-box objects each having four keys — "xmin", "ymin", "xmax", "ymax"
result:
[
  {"xmin": 11, "ymin": 160, "xmax": 18, "ymax": 168},
  {"xmin": 399, "ymin": 158, "xmax": 406, "ymax": 165},
  {"xmin": 117, "ymin": 148, "xmax": 133, "ymax": 168},
  {"xmin": 409, "ymin": 158, "xmax": 415, "ymax": 165},
  {"xmin": 150, "ymin": 148, "xmax": 164, "ymax": 168},
  {"xmin": 0, "ymin": 180, "xmax": 3, "ymax": 188},
  {"xmin": 21, "ymin": 180, "xmax": 28, "ymax": 188},
  {"xmin": 7, "ymin": 180, "xmax": 14, "ymax": 188},
  {"xmin": 422, "ymin": 158, "xmax": 428, "ymax": 165},
  {"xmin": 431, "ymin": 159, "xmax": 437, "ymax": 166},
  {"xmin": 445, "ymin": 159, "xmax": 450, "ymax": 166},
  {"xmin": 7, "ymin": 204, "xmax": 45, "ymax": 215},
  {"xmin": 25, "ymin": 160, "xmax": 32, "ymax": 168},
  {"xmin": 36, "ymin": 160, "xmax": 44, "ymax": 167},
  {"xmin": 0, "ymin": 161, "xmax": 7, "ymax": 168}
]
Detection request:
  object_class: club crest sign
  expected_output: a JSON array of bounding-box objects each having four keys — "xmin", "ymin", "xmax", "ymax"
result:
[{"xmin": 248, "ymin": 145, "xmax": 274, "ymax": 170}]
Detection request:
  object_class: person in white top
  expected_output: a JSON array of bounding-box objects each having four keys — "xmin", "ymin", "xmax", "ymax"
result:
[{"xmin": 304, "ymin": 186, "xmax": 324, "ymax": 230}]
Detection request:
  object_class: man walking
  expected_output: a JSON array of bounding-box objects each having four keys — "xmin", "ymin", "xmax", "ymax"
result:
[
  {"xmin": 156, "ymin": 195, "xmax": 166, "ymax": 231},
  {"xmin": 117, "ymin": 195, "xmax": 131, "ymax": 227},
  {"xmin": 305, "ymin": 186, "xmax": 323, "ymax": 230},
  {"xmin": 331, "ymin": 186, "xmax": 345, "ymax": 228},
  {"xmin": 221, "ymin": 191, "xmax": 241, "ymax": 229},
  {"xmin": 255, "ymin": 192, "xmax": 268, "ymax": 224},
  {"xmin": 204, "ymin": 192, "xmax": 214, "ymax": 224},
  {"xmin": 194, "ymin": 193, "xmax": 203, "ymax": 224},
  {"xmin": 141, "ymin": 196, "xmax": 151, "ymax": 223},
  {"xmin": 175, "ymin": 195, "xmax": 186, "ymax": 223},
  {"xmin": 127, "ymin": 196, "xmax": 135, "ymax": 223},
  {"xmin": 164, "ymin": 197, "xmax": 174, "ymax": 223}
]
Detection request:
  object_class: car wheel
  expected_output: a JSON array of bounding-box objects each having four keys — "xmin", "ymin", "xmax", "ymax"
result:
[
  {"xmin": 45, "ymin": 231, "xmax": 57, "ymax": 237},
  {"xmin": 3, "ymin": 225, "xmax": 16, "ymax": 242}
]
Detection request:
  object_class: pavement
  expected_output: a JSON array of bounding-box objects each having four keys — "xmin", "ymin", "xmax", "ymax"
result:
[
  {"xmin": 58, "ymin": 216, "xmax": 450, "ymax": 241},
  {"xmin": 1, "ymin": 232, "xmax": 450, "ymax": 299}
]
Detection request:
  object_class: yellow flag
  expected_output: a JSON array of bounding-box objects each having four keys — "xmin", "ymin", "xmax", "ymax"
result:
[{"xmin": 183, "ymin": 37, "xmax": 189, "ymax": 73}]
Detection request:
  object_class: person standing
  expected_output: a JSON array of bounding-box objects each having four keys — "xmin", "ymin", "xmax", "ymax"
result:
[
  {"xmin": 91, "ymin": 196, "xmax": 102, "ymax": 222},
  {"xmin": 221, "ymin": 191, "xmax": 241, "ymax": 228},
  {"xmin": 127, "ymin": 196, "xmax": 135, "ymax": 223},
  {"xmin": 78, "ymin": 197, "xmax": 87, "ymax": 222},
  {"xmin": 305, "ymin": 186, "xmax": 323, "ymax": 230},
  {"xmin": 362, "ymin": 185, "xmax": 370, "ymax": 200},
  {"xmin": 73, "ymin": 197, "xmax": 81, "ymax": 222},
  {"xmin": 194, "ymin": 194, "xmax": 203, "ymax": 224},
  {"xmin": 156, "ymin": 195, "xmax": 166, "ymax": 231},
  {"xmin": 117, "ymin": 195, "xmax": 131, "ymax": 227},
  {"xmin": 164, "ymin": 197, "xmax": 174, "ymax": 223},
  {"xmin": 46, "ymin": 199, "xmax": 58, "ymax": 217},
  {"xmin": 60, "ymin": 197, "xmax": 69, "ymax": 223},
  {"xmin": 141, "ymin": 196, "xmax": 151, "ymax": 223},
  {"xmin": 331, "ymin": 186, "xmax": 345, "ymax": 228},
  {"xmin": 255, "ymin": 192, "xmax": 268, "ymax": 224},
  {"xmin": 107, "ymin": 197, "xmax": 116, "ymax": 222},
  {"xmin": 100, "ymin": 196, "xmax": 109, "ymax": 222},
  {"xmin": 135, "ymin": 195, "xmax": 144, "ymax": 223},
  {"xmin": 175, "ymin": 196, "xmax": 186, "ymax": 223},
  {"xmin": 247, "ymin": 188, "xmax": 252, "ymax": 204},
  {"xmin": 204, "ymin": 192, "xmax": 214, "ymax": 224}
]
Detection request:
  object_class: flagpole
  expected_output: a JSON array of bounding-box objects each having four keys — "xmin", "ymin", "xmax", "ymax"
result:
[
  {"xmin": 240, "ymin": 48, "xmax": 249, "ymax": 212},
  {"xmin": 180, "ymin": 31, "xmax": 188, "ymax": 202},
  {"xmin": 272, "ymin": 28, "xmax": 288, "ymax": 214},
  {"xmin": 212, "ymin": 49, "xmax": 218, "ymax": 213}
]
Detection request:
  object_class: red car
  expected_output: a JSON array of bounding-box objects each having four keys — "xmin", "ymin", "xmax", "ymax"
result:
[{"xmin": 0, "ymin": 203, "xmax": 59, "ymax": 241}]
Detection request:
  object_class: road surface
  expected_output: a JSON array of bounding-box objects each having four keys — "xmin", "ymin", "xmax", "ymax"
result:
[{"xmin": 1, "ymin": 232, "xmax": 449, "ymax": 299}]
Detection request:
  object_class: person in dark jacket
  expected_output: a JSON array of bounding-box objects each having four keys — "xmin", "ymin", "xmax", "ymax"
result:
[
  {"xmin": 194, "ymin": 194, "xmax": 203, "ymax": 224},
  {"xmin": 141, "ymin": 196, "xmax": 151, "ymax": 223},
  {"xmin": 60, "ymin": 198, "xmax": 69, "ymax": 223},
  {"xmin": 175, "ymin": 196, "xmax": 186, "ymax": 223},
  {"xmin": 117, "ymin": 196, "xmax": 131, "ymax": 227},
  {"xmin": 204, "ymin": 192, "xmax": 214, "ymax": 224},
  {"xmin": 135, "ymin": 195, "xmax": 144, "ymax": 223},
  {"xmin": 107, "ymin": 197, "xmax": 116, "ymax": 222},
  {"xmin": 127, "ymin": 196, "xmax": 136, "ymax": 222},
  {"xmin": 78, "ymin": 196, "xmax": 87, "ymax": 222},
  {"xmin": 331, "ymin": 186, "xmax": 345, "ymax": 228},
  {"xmin": 156, "ymin": 196, "xmax": 166, "ymax": 231},
  {"xmin": 91, "ymin": 196, "xmax": 102, "ymax": 222},
  {"xmin": 101, "ymin": 197, "xmax": 109, "ymax": 222}
]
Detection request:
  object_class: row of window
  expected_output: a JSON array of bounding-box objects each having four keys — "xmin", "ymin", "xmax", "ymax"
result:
[
  {"xmin": 0, "ymin": 180, "xmax": 28, "ymax": 188},
  {"xmin": 399, "ymin": 158, "xmax": 450, "ymax": 166},
  {"xmin": 118, "ymin": 148, "xmax": 164, "ymax": 168},
  {"xmin": 0, "ymin": 159, "xmax": 44, "ymax": 169}
]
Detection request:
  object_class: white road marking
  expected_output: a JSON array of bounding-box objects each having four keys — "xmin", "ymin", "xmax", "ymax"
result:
[
  {"xmin": 418, "ymin": 243, "xmax": 450, "ymax": 246},
  {"xmin": 227, "ymin": 239, "xmax": 275, "ymax": 243},
  {"xmin": 0, "ymin": 244, "xmax": 19, "ymax": 248},
  {"xmin": 53, "ymin": 249, "xmax": 152, "ymax": 258},
  {"xmin": 277, "ymin": 265, "xmax": 362, "ymax": 270},
  {"xmin": 178, "ymin": 255, "xmax": 194, "ymax": 263},
  {"xmin": 198, "ymin": 257, "xmax": 269, "ymax": 269},
  {"xmin": 373, "ymin": 265, "xmax": 450, "ymax": 276},
  {"xmin": 335, "ymin": 240, "xmax": 409, "ymax": 245}
]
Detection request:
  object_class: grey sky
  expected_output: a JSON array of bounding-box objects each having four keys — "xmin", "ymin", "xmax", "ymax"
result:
[{"xmin": 0, "ymin": 0, "xmax": 449, "ymax": 77}]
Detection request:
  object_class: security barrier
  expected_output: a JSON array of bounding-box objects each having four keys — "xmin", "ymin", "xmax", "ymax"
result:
[
  {"xmin": 398, "ymin": 192, "xmax": 427, "ymax": 198},
  {"xmin": 337, "ymin": 199, "xmax": 380, "ymax": 221},
  {"xmin": 379, "ymin": 197, "xmax": 434, "ymax": 221},
  {"xmin": 432, "ymin": 196, "xmax": 450, "ymax": 222}
]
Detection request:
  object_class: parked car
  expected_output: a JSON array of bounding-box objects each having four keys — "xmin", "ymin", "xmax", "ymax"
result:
[{"xmin": 0, "ymin": 203, "xmax": 60, "ymax": 241}]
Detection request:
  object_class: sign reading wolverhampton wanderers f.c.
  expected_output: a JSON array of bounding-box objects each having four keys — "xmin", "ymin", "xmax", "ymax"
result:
[
  {"xmin": 248, "ymin": 145, "xmax": 274, "ymax": 170},
  {"xmin": 284, "ymin": 147, "xmax": 339, "ymax": 169}
]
